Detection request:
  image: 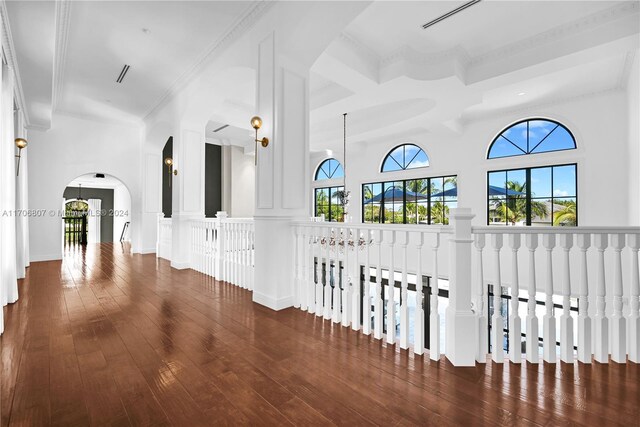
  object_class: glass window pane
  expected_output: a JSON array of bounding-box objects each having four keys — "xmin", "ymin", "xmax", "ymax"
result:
[
  {"xmin": 530, "ymin": 198, "xmax": 552, "ymax": 226},
  {"xmin": 391, "ymin": 147, "xmax": 405, "ymax": 168},
  {"xmin": 532, "ymin": 126, "xmax": 575, "ymax": 153},
  {"xmin": 505, "ymin": 197, "xmax": 526, "ymax": 226},
  {"xmin": 488, "ymin": 197, "xmax": 506, "ymax": 225},
  {"xmin": 527, "ymin": 120, "xmax": 558, "ymax": 149},
  {"xmin": 552, "ymin": 198, "xmax": 577, "ymax": 226},
  {"xmin": 506, "ymin": 169, "xmax": 526, "ymax": 196},
  {"xmin": 443, "ymin": 176, "xmax": 457, "ymax": 201},
  {"xmin": 501, "ymin": 121, "xmax": 528, "ymax": 153},
  {"xmin": 489, "ymin": 171, "xmax": 507, "ymax": 197},
  {"xmin": 407, "ymin": 148, "xmax": 429, "ymax": 168},
  {"xmin": 552, "ymin": 165, "xmax": 576, "ymax": 198},
  {"xmin": 489, "ymin": 136, "xmax": 525, "ymax": 158},
  {"xmin": 531, "ymin": 167, "xmax": 552, "ymax": 198}
]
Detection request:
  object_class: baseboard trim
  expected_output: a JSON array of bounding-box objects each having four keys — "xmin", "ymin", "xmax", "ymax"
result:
[
  {"xmin": 30, "ymin": 253, "xmax": 63, "ymax": 263},
  {"xmin": 170, "ymin": 260, "xmax": 190, "ymax": 270},
  {"xmin": 252, "ymin": 291, "xmax": 293, "ymax": 311}
]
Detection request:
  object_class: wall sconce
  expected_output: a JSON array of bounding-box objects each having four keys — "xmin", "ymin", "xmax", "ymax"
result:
[
  {"xmin": 164, "ymin": 157, "xmax": 177, "ymax": 187},
  {"xmin": 250, "ymin": 116, "xmax": 269, "ymax": 165},
  {"xmin": 15, "ymin": 138, "xmax": 27, "ymax": 176}
]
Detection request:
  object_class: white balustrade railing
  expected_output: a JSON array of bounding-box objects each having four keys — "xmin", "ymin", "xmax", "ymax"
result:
[
  {"xmin": 293, "ymin": 221, "xmax": 452, "ymax": 357},
  {"xmin": 156, "ymin": 216, "xmax": 172, "ymax": 261},
  {"xmin": 472, "ymin": 226, "xmax": 640, "ymax": 365},
  {"xmin": 190, "ymin": 217, "xmax": 254, "ymax": 290}
]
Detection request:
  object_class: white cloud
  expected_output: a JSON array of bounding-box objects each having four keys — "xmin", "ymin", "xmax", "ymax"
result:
[{"xmin": 553, "ymin": 189, "xmax": 569, "ymax": 197}]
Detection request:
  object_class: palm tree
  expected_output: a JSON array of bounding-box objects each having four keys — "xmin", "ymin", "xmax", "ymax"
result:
[
  {"xmin": 553, "ymin": 200, "xmax": 576, "ymax": 226},
  {"xmin": 491, "ymin": 181, "xmax": 548, "ymax": 225}
]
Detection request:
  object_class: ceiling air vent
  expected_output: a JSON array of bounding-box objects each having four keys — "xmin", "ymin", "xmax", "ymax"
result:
[
  {"xmin": 422, "ymin": 0, "xmax": 481, "ymax": 30},
  {"xmin": 95, "ymin": 173, "xmax": 105, "ymax": 178},
  {"xmin": 212, "ymin": 124, "xmax": 230, "ymax": 133},
  {"xmin": 116, "ymin": 64, "xmax": 130, "ymax": 83}
]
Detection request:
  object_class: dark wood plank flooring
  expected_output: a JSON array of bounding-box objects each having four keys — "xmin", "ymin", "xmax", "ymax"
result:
[{"xmin": 1, "ymin": 243, "xmax": 639, "ymax": 426}]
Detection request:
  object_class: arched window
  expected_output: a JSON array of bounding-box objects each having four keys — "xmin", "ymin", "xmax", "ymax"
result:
[
  {"xmin": 315, "ymin": 158, "xmax": 344, "ymax": 181},
  {"xmin": 487, "ymin": 118, "xmax": 576, "ymax": 159},
  {"xmin": 381, "ymin": 144, "xmax": 429, "ymax": 172}
]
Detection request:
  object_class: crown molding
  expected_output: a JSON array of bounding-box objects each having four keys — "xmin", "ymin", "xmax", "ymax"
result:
[
  {"xmin": 0, "ymin": 0, "xmax": 30, "ymax": 127},
  {"xmin": 52, "ymin": 0, "xmax": 71, "ymax": 111},
  {"xmin": 617, "ymin": 49, "xmax": 637, "ymax": 90},
  {"xmin": 142, "ymin": 0, "xmax": 274, "ymax": 123},
  {"xmin": 469, "ymin": 1, "xmax": 639, "ymax": 67}
]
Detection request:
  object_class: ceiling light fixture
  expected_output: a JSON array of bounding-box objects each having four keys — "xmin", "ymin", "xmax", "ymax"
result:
[
  {"xmin": 116, "ymin": 64, "xmax": 131, "ymax": 83},
  {"xmin": 422, "ymin": 0, "xmax": 481, "ymax": 30}
]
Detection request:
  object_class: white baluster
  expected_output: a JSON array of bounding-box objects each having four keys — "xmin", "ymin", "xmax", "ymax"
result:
[
  {"xmin": 628, "ymin": 233, "xmax": 640, "ymax": 363},
  {"xmin": 334, "ymin": 227, "xmax": 344, "ymax": 324},
  {"xmin": 315, "ymin": 226, "xmax": 323, "ymax": 316},
  {"xmin": 414, "ymin": 233, "xmax": 425, "ymax": 355},
  {"xmin": 610, "ymin": 233, "xmax": 626, "ymax": 363},
  {"xmin": 341, "ymin": 226, "xmax": 351, "ymax": 328},
  {"xmin": 474, "ymin": 234, "xmax": 487, "ymax": 363},
  {"xmin": 374, "ymin": 230, "xmax": 384, "ymax": 340},
  {"xmin": 293, "ymin": 225, "xmax": 301, "ymax": 309},
  {"xmin": 542, "ymin": 234, "xmax": 557, "ymax": 364},
  {"xmin": 594, "ymin": 233, "xmax": 608, "ymax": 363},
  {"xmin": 577, "ymin": 233, "xmax": 591, "ymax": 363},
  {"xmin": 559, "ymin": 234, "xmax": 574, "ymax": 363},
  {"xmin": 491, "ymin": 234, "xmax": 504, "ymax": 363},
  {"xmin": 430, "ymin": 233, "xmax": 441, "ymax": 361},
  {"xmin": 399, "ymin": 231, "xmax": 410, "ymax": 350},
  {"xmin": 306, "ymin": 226, "xmax": 315, "ymax": 313},
  {"xmin": 525, "ymin": 234, "xmax": 539, "ymax": 364},
  {"xmin": 509, "ymin": 234, "xmax": 522, "ymax": 364},
  {"xmin": 362, "ymin": 229, "xmax": 372, "ymax": 336},
  {"xmin": 323, "ymin": 227, "xmax": 332, "ymax": 320},
  {"xmin": 351, "ymin": 227, "xmax": 360, "ymax": 331},
  {"xmin": 387, "ymin": 230, "xmax": 397, "ymax": 345},
  {"xmin": 300, "ymin": 227, "xmax": 308, "ymax": 312}
]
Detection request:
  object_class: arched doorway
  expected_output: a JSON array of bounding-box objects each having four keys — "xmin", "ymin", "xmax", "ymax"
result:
[{"xmin": 62, "ymin": 173, "xmax": 132, "ymax": 248}]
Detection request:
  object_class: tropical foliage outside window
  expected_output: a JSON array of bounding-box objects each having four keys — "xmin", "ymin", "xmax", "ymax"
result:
[
  {"xmin": 363, "ymin": 176, "xmax": 457, "ymax": 224},
  {"xmin": 488, "ymin": 164, "xmax": 577, "ymax": 226},
  {"xmin": 381, "ymin": 144, "xmax": 429, "ymax": 172},
  {"xmin": 487, "ymin": 118, "xmax": 576, "ymax": 159},
  {"xmin": 315, "ymin": 186, "xmax": 345, "ymax": 222},
  {"xmin": 315, "ymin": 158, "xmax": 344, "ymax": 180}
]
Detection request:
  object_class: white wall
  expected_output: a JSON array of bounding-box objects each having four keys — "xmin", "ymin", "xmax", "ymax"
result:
[
  {"xmin": 230, "ymin": 145, "xmax": 255, "ymax": 218},
  {"xmin": 628, "ymin": 52, "xmax": 639, "ymax": 225},
  {"xmin": 312, "ymin": 90, "xmax": 634, "ymax": 227},
  {"xmin": 113, "ymin": 183, "xmax": 132, "ymax": 242},
  {"xmin": 28, "ymin": 113, "xmax": 142, "ymax": 261}
]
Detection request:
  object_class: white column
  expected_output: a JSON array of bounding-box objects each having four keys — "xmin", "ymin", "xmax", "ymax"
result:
[
  {"xmin": 171, "ymin": 126, "xmax": 206, "ymax": 270},
  {"xmin": 252, "ymin": 33, "xmax": 310, "ymax": 311},
  {"xmin": 386, "ymin": 230, "xmax": 396, "ymax": 345},
  {"xmin": 430, "ymin": 233, "xmax": 441, "ymax": 361},
  {"xmin": 414, "ymin": 233, "xmax": 425, "ymax": 355},
  {"xmin": 445, "ymin": 208, "xmax": 476, "ymax": 367},
  {"xmin": 399, "ymin": 231, "xmax": 410, "ymax": 349},
  {"xmin": 474, "ymin": 234, "xmax": 487, "ymax": 363}
]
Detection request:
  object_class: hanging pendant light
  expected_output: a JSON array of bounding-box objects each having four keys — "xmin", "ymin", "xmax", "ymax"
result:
[{"xmin": 77, "ymin": 184, "xmax": 84, "ymax": 201}]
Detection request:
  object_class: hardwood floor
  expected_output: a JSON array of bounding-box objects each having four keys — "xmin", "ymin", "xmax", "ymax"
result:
[{"xmin": 1, "ymin": 243, "xmax": 639, "ymax": 426}]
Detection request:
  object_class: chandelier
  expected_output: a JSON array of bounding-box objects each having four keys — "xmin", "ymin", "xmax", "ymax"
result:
[{"xmin": 315, "ymin": 113, "xmax": 371, "ymax": 252}]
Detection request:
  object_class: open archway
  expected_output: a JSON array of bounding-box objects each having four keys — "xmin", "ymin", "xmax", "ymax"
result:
[{"xmin": 62, "ymin": 173, "xmax": 132, "ymax": 249}]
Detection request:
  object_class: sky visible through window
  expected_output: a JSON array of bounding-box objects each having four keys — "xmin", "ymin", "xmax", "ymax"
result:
[
  {"xmin": 382, "ymin": 144, "xmax": 429, "ymax": 172},
  {"xmin": 488, "ymin": 119, "xmax": 576, "ymax": 159},
  {"xmin": 315, "ymin": 158, "xmax": 344, "ymax": 180}
]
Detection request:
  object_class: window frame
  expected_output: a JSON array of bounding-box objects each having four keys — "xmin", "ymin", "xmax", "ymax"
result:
[
  {"xmin": 314, "ymin": 185, "xmax": 345, "ymax": 222},
  {"xmin": 486, "ymin": 162, "xmax": 578, "ymax": 226},
  {"xmin": 380, "ymin": 143, "xmax": 430, "ymax": 173},
  {"xmin": 361, "ymin": 175, "xmax": 457, "ymax": 225},
  {"xmin": 314, "ymin": 158, "xmax": 344, "ymax": 181},
  {"xmin": 487, "ymin": 118, "xmax": 577, "ymax": 160}
]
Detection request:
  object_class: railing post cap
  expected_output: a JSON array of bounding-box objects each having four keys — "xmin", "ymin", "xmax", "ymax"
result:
[
  {"xmin": 450, "ymin": 208, "xmax": 475, "ymax": 220},
  {"xmin": 216, "ymin": 211, "xmax": 229, "ymax": 219}
]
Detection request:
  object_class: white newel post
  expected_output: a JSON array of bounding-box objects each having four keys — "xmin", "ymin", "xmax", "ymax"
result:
[
  {"xmin": 629, "ymin": 233, "xmax": 640, "ymax": 363},
  {"xmin": 252, "ymin": 32, "xmax": 310, "ymax": 311},
  {"xmin": 170, "ymin": 126, "xmax": 206, "ymax": 270},
  {"xmin": 446, "ymin": 208, "xmax": 477, "ymax": 367}
]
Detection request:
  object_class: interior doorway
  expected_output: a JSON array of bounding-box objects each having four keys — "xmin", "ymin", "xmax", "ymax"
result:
[{"xmin": 62, "ymin": 173, "xmax": 132, "ymax": 247}]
